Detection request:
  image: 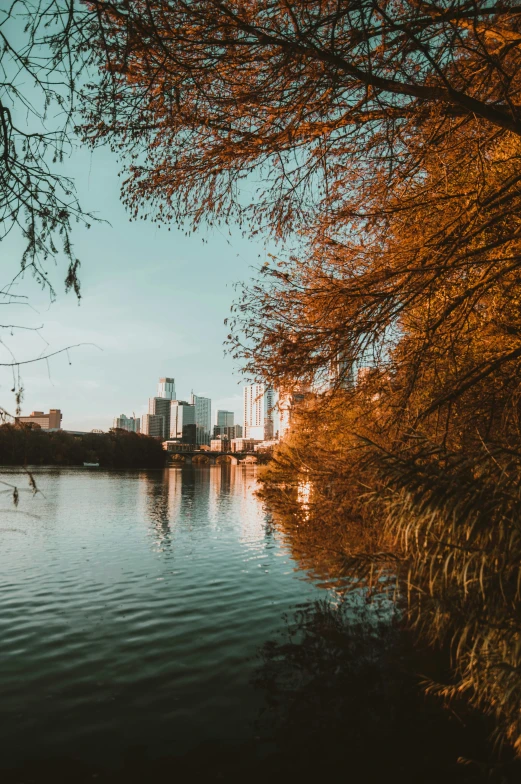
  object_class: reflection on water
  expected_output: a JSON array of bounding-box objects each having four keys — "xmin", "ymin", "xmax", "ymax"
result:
[
  {"xmin": 296, "ymin": 479, "xmax": 311, "ymax": 521},
  {"xmin": 0, "ymin": 465, "xmax": 325, "ymax": 769},
  {"xmin": 0, "ymin": 465, "xmax": 518, "ymax": 782},
  {"xmin": 141, "ymin": 465, "xmax": 270, "ymax": 553},
  {"xmin": 263, "ymin": 477, "xmax": 355, "ymax": 591}
]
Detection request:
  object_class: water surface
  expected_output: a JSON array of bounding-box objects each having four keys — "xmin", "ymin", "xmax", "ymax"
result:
[{"xmin": 0, "ymin": 466, "xmax": 326, "ymax": 766}]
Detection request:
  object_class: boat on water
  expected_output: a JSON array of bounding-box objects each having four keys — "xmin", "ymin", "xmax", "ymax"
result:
[{"xmin": 83, "ymin": 462, "xmax": 100, "ymax": 467}]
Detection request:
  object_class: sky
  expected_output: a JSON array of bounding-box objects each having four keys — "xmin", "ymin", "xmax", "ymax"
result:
[{"xmin": 0, "ymin": 141, "xmax": 268, "ymax": 431}]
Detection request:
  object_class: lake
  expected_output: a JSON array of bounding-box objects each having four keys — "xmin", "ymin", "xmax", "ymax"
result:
[
  {"xmin": 0, "ymin": 466, "xmax": 329, "ymax": 768},
  {"xmin": 1, "ymin": 465, "xmax": 517, "ymax": 782}
]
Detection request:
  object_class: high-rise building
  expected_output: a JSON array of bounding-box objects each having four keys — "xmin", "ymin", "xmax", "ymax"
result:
[
  {"xmin": 216, "ymin": 410, "xmax": 234, "ymax": 428},
  {"xmin": 149, "ymin": 397, "xmax": 171, "ymax": 439},
  {"xmin": 157, "ymin": 377, "xmax": 176, "ymax": 400},
  {"xmin": 141, "ymin": 413, "xmax": 164, "ymax": 438},
  {"xmin": 16, "ymin": 409, "xmax": 62, "ymax": 430},
  {"xmin": 279, "ymin": 386, "xmax": 308, "ymax": 439},
  {"xmin": 213, "ymin": 424, "xmax": 243, "ymax": 440},
  {"xmin": 329, "ymin": 353, "xmax": 354, "ymax": 389},
  {"xmin": 170, "ymin": 400, "xmax": 196, "ymax": 443},
  {"xmin": 113, "ymin": 414, "xmax": 140, "ymax": 433},
  {"xmin": 190, "ymin": 393, "xmax": 212, "ymax": 446},
  {"xmin": 243, "ymin": 384, "xmax": 275, "ymax": 440}
]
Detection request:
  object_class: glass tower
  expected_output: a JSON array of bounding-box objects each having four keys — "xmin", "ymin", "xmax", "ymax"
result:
[
  {"xmin": 157, "ymin": 377, "xmax": 176, "ymax": 400},
  {"xmin": 170, "ymin": 400, "xmax": 196, "ymax": 442},
  {"xmin": 149, "ymin": 397, "xmax": 171, "ymax": 439},
  {"xmin": 190, "ymin": 394, "xmax": 212, "ymax": 446},
  {"xmin": 217, "ymin": 410, "xmax": 234, "ymax": 428}
]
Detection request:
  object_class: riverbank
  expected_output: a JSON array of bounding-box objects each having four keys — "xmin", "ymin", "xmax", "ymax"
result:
[
  {"xmin": 0, "ymin": 425, "xmax": 165, "ymax": 468},
  {"xmin": 257, "ymin": 443, "xmax": 521, "ymax": 775}
]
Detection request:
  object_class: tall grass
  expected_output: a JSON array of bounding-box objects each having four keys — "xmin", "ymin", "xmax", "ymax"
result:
[
  {"xmin": 260, "ymin": 422, "xmax": 521, "ymax": 757},
  {"xmin": 374, "ymin": 443, "xmax": 521, "ymax": 753}
]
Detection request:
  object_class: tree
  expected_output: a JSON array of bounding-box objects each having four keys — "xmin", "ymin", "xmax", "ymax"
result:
[
  {"xmin": 83, "ymin": 0, "xmax": 521, "ymax": 233},
  {"xmin": 82, "ymin": 2, "xmax": 521, "ymax": 418},
  {"xmin": 5, "ymin": 0, "xmax": 521, "ymax": 752},
  {"xmin": 0, "ymin": 0, "xmax": 94, "ymax": 297},
  {"xmin": 79, "ymin": 0, "xmax": 521, "ymax": 754},
  {"xmin": 0, "ymin": 2, "xmax": 108, "ymax": 442}
]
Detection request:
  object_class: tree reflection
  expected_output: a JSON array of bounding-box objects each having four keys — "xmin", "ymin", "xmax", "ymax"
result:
[
  {"xmin": 262, "ymin": 479, "xmax": 375, "ymax": 591},
  {"xmin": 251, "ymin": 598, "xmax": 521, "ymax": 782}
]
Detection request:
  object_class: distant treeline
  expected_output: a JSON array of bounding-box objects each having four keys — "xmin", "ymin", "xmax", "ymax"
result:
[{"xmin": 0, "ymin": 425, "xmax": 166, "ymax": 469}]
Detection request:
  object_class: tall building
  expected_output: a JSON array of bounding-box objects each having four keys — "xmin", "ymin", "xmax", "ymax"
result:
[
  {"xmin": 16, "ymin": 409, "xmax": 62, "ymax": 430},
  {"xmin": 141, "ymin": 413, "xmax": 164, "ymax": 438},
  {"xmin": 216, "ymin": 410, "xmax": 234, "ymax": 428},
  {"xmin": 243, "ymin": 384, "xmax": 275, "ymax": 440},
  {"xmin": 213, "ymin": 424, "xmax": 243, "ymax": 440},
  {"xmin": 113, "ymin": 414, "xmax": 140, "ymax": 433},
  {"xmin": 279, "ymin": 386, "xmax": 309, "ymax": 439},
  {"xmin": 329, "ymin": 353, "xmax": 355, "ymax": 389},
  {"xmin": 157, "ymin": 377, "xmax": 176, "ymax": 399},
  {"xmin": 170, "ymin": 400, "xmax": 196, "ymax": 443},
  {"xmin": 149, "ymin": 397, "xmax": 171, "ymax": 439},
  {"xmin": 190, "ymin": 393, "xmax": 212, "ymax": 446}
]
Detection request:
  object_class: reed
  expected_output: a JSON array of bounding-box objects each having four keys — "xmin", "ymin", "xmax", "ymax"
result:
[{"xmin": 373, "ymin": 442, "xmax": 521, "ymax": 753}]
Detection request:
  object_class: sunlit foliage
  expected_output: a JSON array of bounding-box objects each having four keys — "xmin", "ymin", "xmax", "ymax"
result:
[{"xmin": 30, "ymin": 0, "xmax": 521, "ymax": 754}]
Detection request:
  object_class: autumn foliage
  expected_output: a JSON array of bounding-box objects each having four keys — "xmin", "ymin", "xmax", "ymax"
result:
[{"xmin": 77, "ymin": 0, "xmax": 521, "ymax": 755}]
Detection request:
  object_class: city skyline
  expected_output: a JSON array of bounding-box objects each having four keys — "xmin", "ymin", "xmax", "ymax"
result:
[
  {"xmin": 21, "ymin": 378, "xmax": 281, "ymax": 440},
  {"xmin": 117, "ymin": 378, "xmax": 237, "ymax": 445},
  {"xmin": 0, "ymin": 141, "xmax": 266, "ymax": 433},
  {"xmin": 15, "ymin": 383, "xmax": 245, "ymax": 435}
]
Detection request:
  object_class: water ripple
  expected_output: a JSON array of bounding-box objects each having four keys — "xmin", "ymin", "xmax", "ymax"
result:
[{"xmin": 0, "ymin": 466, "xmax": 325, "ymax": 766}]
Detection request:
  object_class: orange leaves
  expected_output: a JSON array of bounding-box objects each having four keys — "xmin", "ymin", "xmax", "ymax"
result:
[{"xmin": 79, "ymin": 2, "xmax": 521, "ymax": 436}]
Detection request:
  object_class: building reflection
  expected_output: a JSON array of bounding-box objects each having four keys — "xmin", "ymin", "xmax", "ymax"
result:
[
  {"xmin": 139, "ymin": 469, "xmax": 178, "ymax": 549},
  {"xmin": 217, "ymin": 464, "xmax": 232, "ymax": 495},
  {"xmin": 140, "ymin": 466, "xmax": 214, "ymax": 546},
  {"xmin": 208, "ymin": 464, "xmax": 235, "ymax": 521},
  {"xmin": 139, "ymin": 465, "xmax": 273, "ymax": 552}
]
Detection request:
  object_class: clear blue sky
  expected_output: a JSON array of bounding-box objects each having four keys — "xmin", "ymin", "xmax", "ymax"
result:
[{"xmin": 0, "ymin": 142, "xmax": 266, "ymax": 431}]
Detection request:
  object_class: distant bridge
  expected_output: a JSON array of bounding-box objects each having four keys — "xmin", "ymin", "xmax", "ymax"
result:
[{"xmin": 166, "ymin": 449, "xmax": 257, "ymax": 466}]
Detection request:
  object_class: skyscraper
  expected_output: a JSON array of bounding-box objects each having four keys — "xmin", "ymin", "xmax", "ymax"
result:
[
  {"xmin": 264, "ymin": 387, "xmax": 275, "ymax": 440},
  {"xmin": 243, "ymin": 384, "xmax": 276, "ymax": 440},
  {"xmin": 328, "ymin": 354, "xmax": 354, "ymax": 390},
  {"xmin": 216, "ymin": 410, "xmax": 234, "ymax": 428},
  {"xmin": 213, "ymin": 424, "xmax": 243, "ymax": 440},
  {"xmin": 190, "ymin": 393, "xmax": 212, "ymax": 446},
  {"xmin": 113, "ymin": 414, "xmax": 140, "ymax": 433},
  {"xmin": 170, "ymin": 400, "xmax": 196, "ymax": 443},
  {"xmin": 149, "ymin": 397, "xmax": 171, "ymax": 439},
  {"xmin": 141, "ymin": 413, "xmax": 164, "ymax": 438},
  {"xmin": 279, "ymin": 385, "xmax": 308, "ymax": 439},
  {"xmin": 157, "ymin": 377, "xmax": 176, "ymax": 399}
]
